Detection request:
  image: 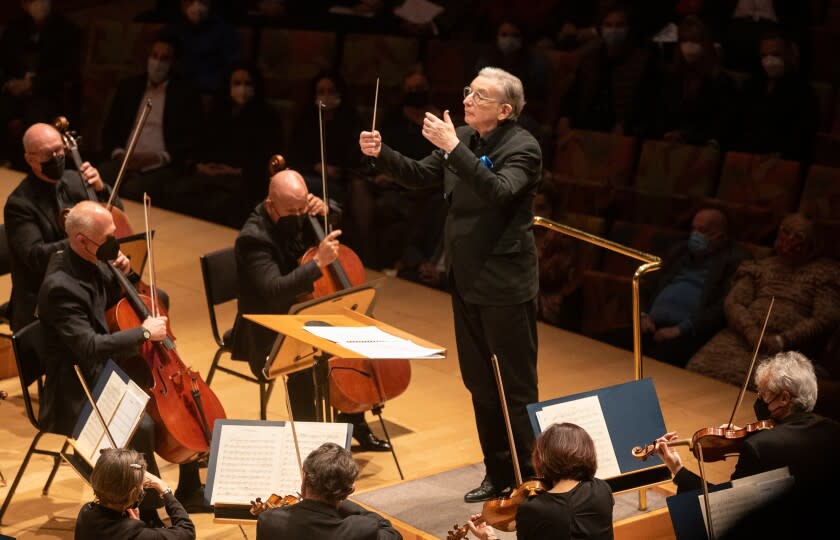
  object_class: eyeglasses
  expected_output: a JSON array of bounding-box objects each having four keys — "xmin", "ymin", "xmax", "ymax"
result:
[{"xmin": 463, "ymin": 86, "xmax": 499, "ymax": 105}]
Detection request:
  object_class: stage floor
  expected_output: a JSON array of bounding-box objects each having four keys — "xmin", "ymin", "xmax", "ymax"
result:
[{"xmin": 0, "ymin": 166, "xmax": 750, "ymax": 539}]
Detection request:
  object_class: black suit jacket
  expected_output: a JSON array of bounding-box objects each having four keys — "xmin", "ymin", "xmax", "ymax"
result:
[
  {"xmin": 101, "ymin": 74, "xmax": 201, "ymax": 168},
  {"xmin": 4, "ymin": 172, "xmax": 119, "ymax": 332},
  {"xmin": 256, "ymin": 499, "xmax": 401, "ymax": 540},
  {"xmin": 376, "ymin": 120, "xmax": 542, "ymax": 305},
  {"xmin": 37, "ymin": 250, "xmax": 146, "ymax": 436},
  {"xmin": 74, "ymin": 492, "xmax": 195, "ymax": 540},
  {"xmin": 230, "ymin": 205, "xmax": 322, "ymax": 376}
]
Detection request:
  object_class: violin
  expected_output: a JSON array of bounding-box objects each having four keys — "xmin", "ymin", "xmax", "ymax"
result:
[
  {"xmin": 105, "ymin": 196, "xmax": 227, "ymax": 463},
  {"xmin": 267, "ymin": 154, "xmax": 411, "ymax": 415},
  {"xmin": 249, "ymin": 493, "xmax": 301, "ymax": 516},
  {"xmin": 631, "ymin": 419, "xmax": 775, "ymax": 463},
  {"xmin": 447, "ymin": 479, "xmax": 548, "ymax": 538}
]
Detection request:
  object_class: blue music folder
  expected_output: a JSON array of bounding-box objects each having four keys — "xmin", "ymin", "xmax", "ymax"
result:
[{"xmin": 527, "ymin": 377, "xmax": 671, "ymax": 492}]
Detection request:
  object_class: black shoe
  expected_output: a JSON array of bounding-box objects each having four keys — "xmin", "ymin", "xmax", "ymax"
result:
[
  {"xmin": 464, "ymin": 477, "xmax": 510, "ymax": 503},
  {"xmin": 355, "ymin": 431, "xmax": 392, "ymax": 452},
  {"xmin": 175, "ymin": 485, "xmax": 214, "ymax": 514}
]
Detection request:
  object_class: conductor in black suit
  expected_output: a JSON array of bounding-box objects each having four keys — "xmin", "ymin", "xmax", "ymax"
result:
[{"xmin": 359, "ymin": 66, "xmax": 542, "ymax": 502}]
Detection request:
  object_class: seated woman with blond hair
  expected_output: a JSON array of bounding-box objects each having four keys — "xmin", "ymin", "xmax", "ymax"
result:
[
  {"xmin": 74, "ymin": 448, "xmax": 195, "ymax": 539},
  {"xmin": 687, "ymin": 212, "xmax": 840, "ymax": 388}
]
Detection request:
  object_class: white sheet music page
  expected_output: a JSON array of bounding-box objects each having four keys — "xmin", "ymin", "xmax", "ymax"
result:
[
  {"xmin": 535, "ymin": 395, "xmax": 621, "ymax": 479},
  {"xmin": 302, "ymin": 325, "xmax": 444, "ymax": 358},
  {"xmin": 699, "ymin": 467, "xmax": 793, "ymax": 537},
  {"xmin": 210, "ymin": 421, "xmax": 351, "ymax": 505}
]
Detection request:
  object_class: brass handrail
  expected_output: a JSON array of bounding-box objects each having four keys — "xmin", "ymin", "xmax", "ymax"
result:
[{"xmin": 533, "ymin": 215, "xmax": 662, "ymax": 380}]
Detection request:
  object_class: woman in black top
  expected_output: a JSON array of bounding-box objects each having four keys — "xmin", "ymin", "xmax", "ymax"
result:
[
  {"xmin": 467, "ymin": 422, "xmax": 614, "ymax": 540},
  {"xmin": 74, "ymin": 448, "xmax": 196, "ymax": 540}
]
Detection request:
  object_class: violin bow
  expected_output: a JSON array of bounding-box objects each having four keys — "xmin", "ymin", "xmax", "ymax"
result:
[
  {"xmin": 107, "ymin": 99, "xmax": 152, "ymax": 211},
  {"xmin": 73, "ymin": 364, "xmax": 118, "ymax": 449},
  {"xmin": 491, "ymin": 354, "xmax": 523, "ymax": 486},
  {"xmin": 281, "ymin": 375, "xmax": 304, "ymax": 477},
  {"xmin": 317, "ymin": 101, "xmax": 329, "ymax": 233},
  {"xmin": 727, "ymin": 296, "xmax": 775, "ymax": 430}
]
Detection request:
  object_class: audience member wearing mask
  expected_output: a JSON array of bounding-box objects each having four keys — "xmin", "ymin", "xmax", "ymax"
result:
[
  {"xmin": 348, "ymin": 69, "xmax": 443, "ymax": 269},
  {"xmin": 288, "ymin": 69, "xmax": 363, "ymax": 211},
  {"xmin": 163, "ymin": 0, "xmax": 241, "ymax": 110},
  {"xmin": 168, "ymin": 63, "xmax": 281, "ymax": 228},
  {"xmin": 0, "ymin": 0, "xmax": 81, "ymax": 170},
  {"xmin": 599, "ymin": 207, "xmax": 750, "ymax": 367},
  {"xmin": 735, "ymin": 29, "xmax": 818, "ymax": 164},
  {"xmin": 475, "ymin": 20, "xmax": 549, "ymax": 107},
  {"xmin": 562, "ymin": 1, "xmax": 660, "ymax": 137},
  {"xmin": 545, "ymin": 0, "xmax": 600, "ymax": 51},
  {"xmin": 688, "ymin": 213, "xmax": 840, "ymax": 387},
  {"xmin": 99, "ymin": 32, "xmax": 202, "ymax": 207},
  {"xmin": 657, "ymin": 15, "xmax": 737, "ymax": 148}
]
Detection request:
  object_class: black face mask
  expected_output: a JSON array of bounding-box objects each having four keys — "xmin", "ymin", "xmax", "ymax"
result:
[
  {"xmin": 753, "ymin": 396, "xmax": 774, "ymax": 421},
  {"xmin": 95, "ymin": 235, "xmax": 120, "ymax": 262},
  {"xmin": 274, "ymin": 214, "xmax": 306, "ymax": 238},
  {"xmin": 40, "ymin": 154, "xmax": 65, "ymax": 180},
  {"xmin": 403, "ymin": 90, "xmax": 430, "ymax": 107}
]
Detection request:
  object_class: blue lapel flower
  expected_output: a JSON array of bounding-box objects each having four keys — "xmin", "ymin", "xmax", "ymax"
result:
[{"xmin": 479, "ymin": 155, "xmax": 495, "ymax": 170}]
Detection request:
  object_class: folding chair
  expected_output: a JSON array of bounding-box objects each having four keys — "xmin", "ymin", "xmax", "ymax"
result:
[
  {"xmin": 0, "ymin": 320, "xmax": 71, "ymax": 524},
  {"xmin": 201, "ymin": 246, "xmax": 274, "ymax": 420}
]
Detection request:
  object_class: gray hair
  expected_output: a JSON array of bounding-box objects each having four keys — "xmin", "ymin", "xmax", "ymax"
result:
[
  {"xmin": 478, "ymin": 66, "xmax": 526, "ymax": 121},
  {"xmin": 754, "ymin": 351, "xmax": 818, "ymax": 412},
  {"xmin": 302, "ymin": 443, "xmax": 357, "ymax": 504},
  {"xmin": 64, "ymin": 200, "xmax": 105, "ymax": 238},
  {"xmin": 91, "ymin": 448, "xmax": 146, "ymax": 506}
]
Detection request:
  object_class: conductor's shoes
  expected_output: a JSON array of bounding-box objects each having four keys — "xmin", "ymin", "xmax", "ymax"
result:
[
  {"xmin": 355, "ymin": 432, "xmax": 392, "ymax": 452},
  {"xmin": 464, "ymin": 477, "xmax": 510, "ymax": 503}
]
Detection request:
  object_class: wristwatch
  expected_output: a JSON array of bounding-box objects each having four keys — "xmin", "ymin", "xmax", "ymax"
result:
[{"xmin": 142, "ymin": 328, "xmax": 151, "ymax": 342}]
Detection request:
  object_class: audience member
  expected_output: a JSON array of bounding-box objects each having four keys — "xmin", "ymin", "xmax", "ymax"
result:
[
  {"xmin": 656, "ymin": 15, "xmax": 737, "ymax": 148},
  {"xmin": 98, "ymin": 32, "xmax": 202, "ymax": 206},
  {"xmin": 74, "ymin": 448, "xmax": 196, "ymax": 540},
  {"xmin": 656, "ymin": 351, "xmax": 840, "ymax": 538},
  {"xmin": 563, "ymin": 1, "xmax": 660, "ymax": 137},
  {"xmin": 287, "ymin": 69, "xmax": 363, "ymax": 212},
  {"xmin": 4, "ymin": 123, "xmax": 120, "ymax": 332},
  {"xmin": 602, "ymin": 207, "xmax": 750, "ymax": 367},
  {"xmin": 0, "ymin": 0, "xmax": 81, "ymax": 170},
  {"xmin": 163, "ymin": 0, "xmax": 241, "ymax": 110},
  {"xmin": 687, "ymin": 213, "xmax": 840, "ymax": 387},
  {"xmin": 475, "ymin": 20, "xmax": 550, "ymax": 106},
  {"xmin": 543, "ymin": 0, "xmax": 600, "ymax": 51},
  {"xmin": 349, "ymin": 68, "xmax": 441, "ymax": 269},
  {"xmin": 466, "ymin": 422, "xmax": 614, "ymax": 540},
  {"xmin": 256, "ymin": 442, "xmax": 401, "ymax": 539},
  {"xmin": 735, "ymin": 29, "xmax": 818, "ymax": 164},
  {"xmin": 168, "ymin": 62, "xmax": 281, "ymax": 228}
]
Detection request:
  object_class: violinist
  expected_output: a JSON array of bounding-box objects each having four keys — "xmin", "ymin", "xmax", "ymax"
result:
[
  {"xmin": 4, "ymin": 122, "xmax": 121, "ymax": 332},
  {"xmin": 256, "ymin": 442, "xmax": 401, "ymax": 539},
  {"xmin": 465, "ymin": 423, "xmax": 614, "ymax": 540},
  {"xmin": 37, "ymin": 201, "xmax": 210, "ymax": 526},
  {"xmin": 74, "ymin": 448, "xmax": 196, "ymax": 540},
  {"xmin": 655, "ymin": 351, "xmax": 840, "ymax": 537},
  {"xmin": 230, "ymin": 168, "xmax": 391, "ymax": 451}
]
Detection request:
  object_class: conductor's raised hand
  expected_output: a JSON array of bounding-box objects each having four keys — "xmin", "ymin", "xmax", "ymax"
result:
[
  {"xmin": 314, "ymin": 229, "xmax": 342, "ymax": 268},
  {"xmin": 359, "ymin": 130, "xmax": 382, "ymax": 158},
  {"xmin": 306, "ymin": 193, "xmax": 328, "ymax": 216},
  {"xmin": 422, "ymin": 110, "xmax": 459, "ymax": 153}
]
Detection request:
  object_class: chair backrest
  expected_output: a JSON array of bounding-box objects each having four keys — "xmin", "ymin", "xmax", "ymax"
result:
[
  {"xmin": 11, "ymin": 319, "xmax": 47, "ymax": 431},
  {"xmin": 199, "ymin": 246, "xmax": 239, "ymax": 347},
  {"xmin": 0, "ymin": 223, "xmax": 10, "ymax": 276}
]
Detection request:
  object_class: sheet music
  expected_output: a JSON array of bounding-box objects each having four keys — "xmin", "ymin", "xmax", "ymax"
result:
[
  {"xmin": 303, "ymin": 325, "xmax": 444, "ymax": 358},
  {"xmin": 699, "ymin": 468, "xmax": 793, "ymax": 537},
  {"xmin": 210, "ymin": 421, "xmax": 351, "ymax": 506},
  {"xmin": 535, "ymin": 395, "xmax": 621, "ymax": 479}
]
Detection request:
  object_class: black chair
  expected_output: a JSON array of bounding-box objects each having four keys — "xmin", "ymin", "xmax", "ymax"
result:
[
  {"xmin": 201, "ymin": 246, "xmax": 273, "ymax": 420},
  {"xmin": 0, "ymin": 319, "xmax": 71, "ymax": 524}
]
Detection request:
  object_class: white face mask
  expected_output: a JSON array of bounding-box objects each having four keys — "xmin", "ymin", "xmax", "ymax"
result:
[
  {"xmin": 761, "ymin": 55, "xmax": 785, "ymax": 79},
  {"xmin": 147, "ymin": 58, "xmax": 171, "ymax": 84},
  {"xmin": 680, "ymin": 41, "xmax": 704, "ymax": 63},
  {"xmin": 231, "ymin": 84, "xmax": 255, "ymax": 105},
  {"xmin": 27, "ymin": 0, "xmax": 51, "ymax": 23},
  {"xmin": 497, "ymin": 36, "xmax": 522, "ymax": 55},
  {"xmin": 185, "ymin": 1, "xmax": 208, "ymax": 24}
]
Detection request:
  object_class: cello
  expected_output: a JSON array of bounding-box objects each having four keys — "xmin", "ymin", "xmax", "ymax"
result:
[
  {"xmin": 267, "ymin": 151, "xmax": 411, "ymax": 417},
  {"xmin": 105, "ymin": 195, "xmax": 227, "ymax": 464}
]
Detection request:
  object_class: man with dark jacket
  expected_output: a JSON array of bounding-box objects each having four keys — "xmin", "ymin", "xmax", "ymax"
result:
[{"xmin": 98, "ymin": 32, "xmax": 201, "ymax": 206}]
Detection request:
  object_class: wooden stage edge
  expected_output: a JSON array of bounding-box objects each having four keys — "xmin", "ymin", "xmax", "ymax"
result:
[{"xmin": 0, "ymin": 166, "xmax": 748, "ymax": 539}]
